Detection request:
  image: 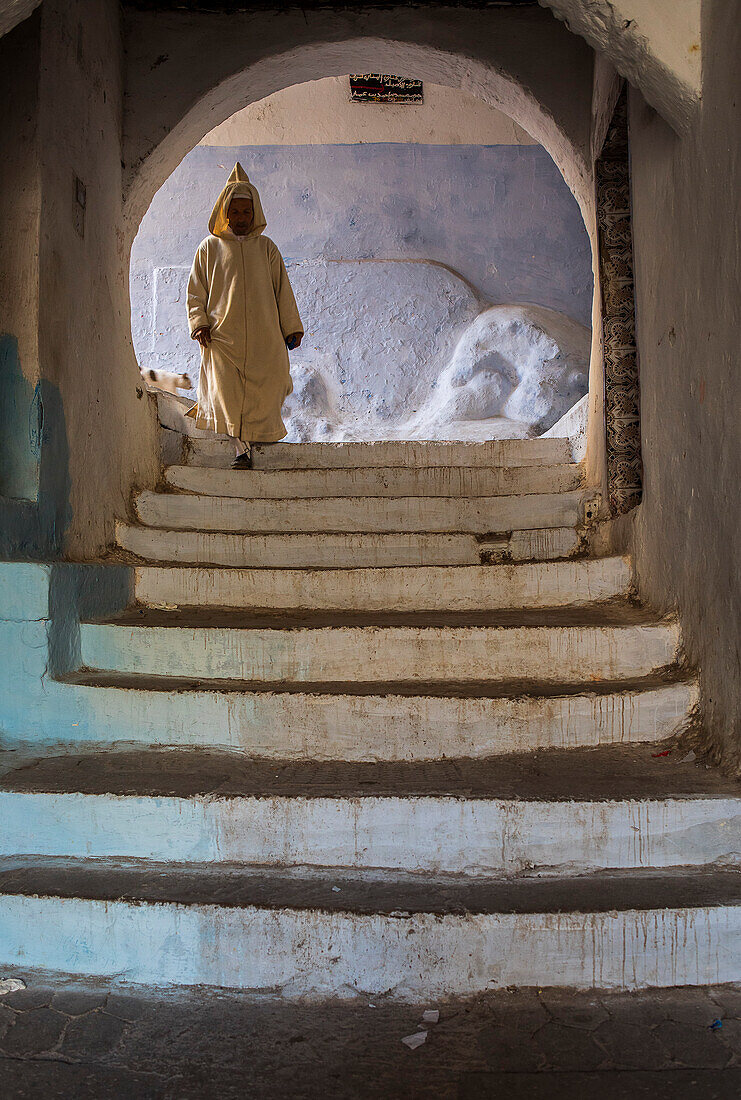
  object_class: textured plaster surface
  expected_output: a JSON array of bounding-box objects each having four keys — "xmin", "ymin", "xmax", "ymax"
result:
[
  {"xmin": 279, "ymin": 277, "xmax": 591, "ymax": 441},
  {"xmin": 116, "ymin": 520, "xmax": 570, "ymax": 567},
  {"xmin": 0, "ymin": 336, "xmax": 39, "ymax": 502},
  {"xmin": 200, "ymin": 434, "xmax": 574, "ymax": 468},
  {"xmin": 544, "ymin": 393, "xmax": 588, "ymax": 460},
  {"xmin": 34, "ymin": 0, "xmax": 159, "ymax": 559},
  {"xmin": 411, "ymin": 304, "xmax": 589, "ymax": 440},
  {"xmin": 627, "ymin": 1, "xmax": 741, "ymax": 771},
  {"xmin": 203, "ymin": 76, "xmax": 538, "ymax": 147},
  {"xmin": 0, "ymin": 556, "xmax": 695, "ymax": 757},
  {"xmin": 0, "ymin": 0, "xmax": 38, "ymax": 39},
  {"xmin": 1, "ymin": 888, "xmax": 740, "ymax": 995},
  {"xmin": 141, "ymin": 257, "xmax": 483, "ymax": 439},
  {"xmin": 46, "ymin": 675, "xmax": 698, "ymax": 759},
  {"xmin": 13, "ymin": 740, "xmax": 732, "ymax": 803},
  {"xmin": 162, "ymin": 461, "xmax": 584, "ymax": 499},
  {"xmin": 76, "ymin": 619, "xmax": 678, "ymax": 684},
  {"xmin": 129, "ymin": 557, "xmax": 628, "ymax": 613},
  {"xmin": 540, "ymin": 0, "xmax": 701, "ymax": 132},
  {"xmin": 133, "ymin": 486, "xmax": 584, "ymax": 534},
  {"xmin": 1, "ymin": 742, "xmax": 739, "ymax": 876},
  {"xmin": 156, "ymin": 418, "xmax": 572, "ymax": 463},
  {"xmin": 1, "ymin": 975, "xmax": 740, "ymax": 1098},
  {"xmin": 0, "ymin": 562, "xmax": 135, "ymax": 745},
  {"xmin": 138, "ymin": 260, "xmax": 590, "ymax": 441},
  {"xmin": 0, "ymin": 15, "xmax": 74, "ymax": 555}
]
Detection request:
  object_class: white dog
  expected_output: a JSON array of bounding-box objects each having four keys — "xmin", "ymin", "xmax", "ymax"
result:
[{"xmin": 140, "ymin": 369, "xmax": 192, "ymax": 396}]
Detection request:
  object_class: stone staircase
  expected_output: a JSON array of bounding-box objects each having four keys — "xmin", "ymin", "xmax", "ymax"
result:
[
  {"xmin": 0, "ymin": 434, "xmax": 739, "ymax": 997},
  {"xmin": 122, "ymin": 435, "xmax": 587, "ymax": 569}
]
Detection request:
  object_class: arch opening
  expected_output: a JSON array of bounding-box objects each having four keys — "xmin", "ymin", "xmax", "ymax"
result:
[
  {"xmin": 124, "ymin": 32, "xmax": 598, "ymax": 451},
  {"xmin": 131, "ymin": 73, "xmax": 593, "ymax": 444}
]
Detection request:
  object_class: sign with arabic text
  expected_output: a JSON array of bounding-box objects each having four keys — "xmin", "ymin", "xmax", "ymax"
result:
[{"xmin": 349, "ymin": 75, "xmax": 423, "ymax": 104}]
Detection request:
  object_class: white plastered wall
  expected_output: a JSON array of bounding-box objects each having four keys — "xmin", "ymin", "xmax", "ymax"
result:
[
  {"xmin": 36, "ymin": 0, "xmax": 160, "ymax": 557},
  {"xmin": 627, "ymin": 0, "xmax": 741, "ymax": 773},
  {"xmin": 202, "ymin": 77, "xmax": 537, "ymax": 147},
  {"xmin": 540, "ymin": 0, "xmax": 701, "ymax": 132}
]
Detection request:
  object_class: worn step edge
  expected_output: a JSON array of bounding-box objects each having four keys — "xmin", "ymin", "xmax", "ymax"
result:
[
  {"xmin": 164, "ymin": 463, "xmax": 584, "ymax": 500},
  {"xmin": 96, "ymin": 602, "xmax": 660, "ymax": 629},
  {"xmin": 117, "ymin": 522, "xmax": 483, "ymax": 568},
  {"xmin": 131, "ymin": 557, "xmax": 631, "ymax": 612},
  {"xmin": 135, "ymin": 489, "xmax": 585, "ymax": 534},
  {"xmin": 156, "ymin": 393, "xmax": 573, "ymax": 466},
  {"xmin": 189, "ymin": 436, "xmax": 575, "ymax": 469},
  {"xmin": 7, "ymin": 744, "xmax": 728, "ymax": 801},
  {"xmin": 77, "ymin": 622, "xmax": 681, "ymax": 684},
  {"xmin": 116, "ymin": 522, "xmax": 583, "ymax": 567},
  {"xmin": 1, "ymin": 789, "xmax": 738, "ymax": 874},
  {"xmin": 32, "ymin": 677, "xmax": 697, "ymax": 759},
  {"xmin": 1, "ymin": 858, "xmax": 738, "ymax": 916},
  {"xmin": 0, "ymin": 864, "xmax": 739, "ymax": 993}
]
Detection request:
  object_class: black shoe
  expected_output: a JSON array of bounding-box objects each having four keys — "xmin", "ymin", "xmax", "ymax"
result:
[{"xmin": 231, "ymin": 452, "xmax": 252, "ymax": 470}]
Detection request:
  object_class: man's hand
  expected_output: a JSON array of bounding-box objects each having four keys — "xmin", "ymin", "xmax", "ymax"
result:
[
  {"xmin": 286, "ymin": 332, "xmax": 303, "ymax": 350},
  {"xmin": 192, "ymin": 326, "xmax": 211, "ymax": 348}
]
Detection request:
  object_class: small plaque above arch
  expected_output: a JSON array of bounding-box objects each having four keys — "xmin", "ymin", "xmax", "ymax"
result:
[{"xmin": 349, "ymin": 74, "xmax": 423, "ymax": 104}]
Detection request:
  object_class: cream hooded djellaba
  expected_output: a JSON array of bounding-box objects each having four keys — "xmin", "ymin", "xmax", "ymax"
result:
[{"xmin": 186, "ymin": 164, "xmax": 303, "ymax": 442}]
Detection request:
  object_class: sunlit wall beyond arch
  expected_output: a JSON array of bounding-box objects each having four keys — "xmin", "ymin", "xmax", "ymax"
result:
[{"xmin": 130, "ymin": 76, "xmax": 593, "ymax": 442}]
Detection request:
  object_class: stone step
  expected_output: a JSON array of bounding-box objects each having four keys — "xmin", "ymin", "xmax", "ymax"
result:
[
  {"xmin": 1, "ymin": 746, "xmax": 739, "ymax": 875},
  {"xmin": 164, "ymin": 463, "xmax": 583, "ymax": 499},
  {"xmin": 129, "ymin": 557, "xmax": 630, "ymax": 611},
  {"xmin": 0, "ymin": 858, "xmax": 738, "ymax": 994},
  {"xmin": 116, "ymin": 522, "xmax": 582, "ymax": 568},
  {"xmin": 118, "ymin": 523, "xmax": 481, "ymax": 568},
  {"xmin": 78, "ymin": 619, "xmax": 680, "ymax": 684},
  {"xmin": 53, "ymin": 673, "xmax": 697, "ymax": 758},
  {"xmin": 186, "ymin": 436, "xmax": 575, "ymax": 469},
  {"xmin": 135, "ymin": 488, "xmax": 585, "ymax": 534}
]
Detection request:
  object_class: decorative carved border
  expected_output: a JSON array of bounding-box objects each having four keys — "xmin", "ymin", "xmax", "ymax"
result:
[{"xmin": 596, "ymin": 87, "xmax": 642, "ymax": 514}]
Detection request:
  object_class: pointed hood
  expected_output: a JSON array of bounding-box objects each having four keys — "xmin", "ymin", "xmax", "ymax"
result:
[{"xmin": 208, "ymin": 162, "xmax": 267, "ymax": 239}]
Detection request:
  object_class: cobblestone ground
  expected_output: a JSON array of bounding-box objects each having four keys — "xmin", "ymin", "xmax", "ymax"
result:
[{"xmin": 1, "ymin": 974, "xmax": 741, "ymax": 1098}]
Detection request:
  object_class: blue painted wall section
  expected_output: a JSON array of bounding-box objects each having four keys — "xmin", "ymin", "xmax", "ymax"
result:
[
  {"xmin": 133, "ymin": 143, "xmax": 592, "ymax": 328},
  {"xmin": 0, "ymin": 563, "xmax": 134, "ymax": 749},
  {"xmin": 47, "ymin": 564, "xmax": 134, "ymax": 678},
  {"xmin": 0, "ymin": 357, "xmax": 72, "ymax": 559}
]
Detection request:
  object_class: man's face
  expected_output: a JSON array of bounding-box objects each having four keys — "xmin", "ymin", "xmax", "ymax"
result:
[{"xmin": 227, "ymin": 195, "xmax": 254, "ymax": 236}]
